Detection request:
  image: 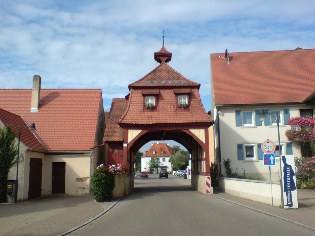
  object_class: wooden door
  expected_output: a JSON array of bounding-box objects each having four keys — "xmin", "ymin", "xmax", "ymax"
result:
[
  {"xmin": 52, "ymin": 162, "xmax": 65, "ymax": 194},
  {"xmin": 28, "ymin": 158, "xmax": 42, "ymax": 199}
]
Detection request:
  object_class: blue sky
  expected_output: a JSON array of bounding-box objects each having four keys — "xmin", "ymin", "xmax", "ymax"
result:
[{"xmin": 1, "ymin": 1, "xmax": 315, "ymax": 151}]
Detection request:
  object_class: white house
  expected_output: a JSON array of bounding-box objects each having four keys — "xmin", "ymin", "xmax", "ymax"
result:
[
  {"xmin": 211, "ymin": 48, "xmax": 315, "ymax": 182},
  {"xmin": 141, "ymin": 142, "xmax": 174, "ymax": 173}
]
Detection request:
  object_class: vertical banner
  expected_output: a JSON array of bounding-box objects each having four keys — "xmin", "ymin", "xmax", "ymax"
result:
[{"xmin": 281, "ymin": 155, "xmax": 298, "ymax": 209}]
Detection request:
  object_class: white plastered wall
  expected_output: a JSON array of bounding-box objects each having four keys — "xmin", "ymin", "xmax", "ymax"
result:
[
  {"xmin": 217, "ymin": 105, "xmax": 305, "ymax": 182},
  {"xmin": 42, "ymin": 153, "xmax": 91, "ymax": 196}
]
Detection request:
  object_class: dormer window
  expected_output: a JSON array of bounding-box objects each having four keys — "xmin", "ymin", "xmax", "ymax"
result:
[
  {"xmin": 178, "ymin": 95, "xmax": 189, "ymax": 108},
  {"xmin": 145, "ymin": 96, "xmax": 156, "ymax": 109}
]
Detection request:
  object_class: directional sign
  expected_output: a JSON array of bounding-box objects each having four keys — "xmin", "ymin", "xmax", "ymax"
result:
[
  {"xmin": 263, "ymin": 153, "xmax": 276, "ymax": 166},
  {"xmin": 262, "ymin": 140, "xmax": 276, "ymax": 153}
]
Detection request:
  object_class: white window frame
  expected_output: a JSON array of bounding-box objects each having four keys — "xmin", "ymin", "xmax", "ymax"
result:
[
  {"xmin": 152, "ymin": 151, "xmax": 156, "ymax": 155},
  {"xmin": 145, "ymin": 96, "xmax": 156, "ymax": 108},
  {"xmin": 270, "ymin": 110, "xmax": 283, "ymax": 125},
  {"xmin": 178, "ymin": 95, "xmax": 189, "ymax": 108},
  {"xmin": 244, "ymin": 144, "xmax": 256, "ymax": 160},
  {"xmin": 242, "ymin": 111, "xmax": 254, "ymax": 127}
]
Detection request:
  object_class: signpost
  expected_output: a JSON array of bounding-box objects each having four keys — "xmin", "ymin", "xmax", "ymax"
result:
[
  {"xmin": 261, "ymin": 139, "xmax": 276, "ymax": 206},
  {"xmin": 263, "ymin": 153, "xmax": 276, "ymax": 166}
]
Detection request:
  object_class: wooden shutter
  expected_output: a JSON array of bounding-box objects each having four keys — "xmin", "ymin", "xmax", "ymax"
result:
[
  {"xmin": 235, "ymin": 110, "xmax": 242, "ymax": 127},
  {"xmin": 237, "ymin": 144, "xmax": 244, "ymax": 160},
  {"xmin": 284, "ymin": 108, "xmax": 290, "ymax": 125},
  {"xmin": 257, "ymin": 143, "xmax": 264, "ymax": 160}
]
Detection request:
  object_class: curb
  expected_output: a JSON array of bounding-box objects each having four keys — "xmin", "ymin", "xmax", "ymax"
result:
[
  {"xmin": 59, "ymin": 200, "xmax": 120, "ymax": 236},
  {"xmin": 212, "ymin": 195, "xmax": 315, "ymax": 232}
]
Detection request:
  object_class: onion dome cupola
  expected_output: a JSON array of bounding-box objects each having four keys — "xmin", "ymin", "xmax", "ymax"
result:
[{"xmin": 154, "ymin": 34, "xmax": 172, "ymax": 63}]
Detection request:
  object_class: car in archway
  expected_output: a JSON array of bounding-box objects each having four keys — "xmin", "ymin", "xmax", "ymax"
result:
[
  {"xmin": 140, "ymin": 172, "xmax": 149, "ymax": 178},
  {"xmin": 159, "ymin": 170, "xmax": 168, "ymax": 178}
]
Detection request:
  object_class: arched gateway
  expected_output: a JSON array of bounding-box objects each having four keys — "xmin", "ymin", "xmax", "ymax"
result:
[{"xmin": 104, "ymin": 43, "xmax": 214, "ymax": 195}]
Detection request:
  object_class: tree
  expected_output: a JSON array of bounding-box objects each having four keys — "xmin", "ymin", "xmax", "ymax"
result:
[
  {"xmin": 134, "ymin": 151, "xmax": 143, "ymax": 172},
  {"xmin": 0, "ymin": 126, "xmax": 18, "ymax": 202},
  {"xmin": 148, "ymin": 157, "xmax": 160, "ymax": 173},
  {"xmin": 170, "ymin": 148, "xmax": 189, "ymax": 171}
]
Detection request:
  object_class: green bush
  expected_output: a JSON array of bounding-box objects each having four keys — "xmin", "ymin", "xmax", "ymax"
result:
[{"xmin": 91, "ymin": 165, "xmax": 115, "ymax": 202}]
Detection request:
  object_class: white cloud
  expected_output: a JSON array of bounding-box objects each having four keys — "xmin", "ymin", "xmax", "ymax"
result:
[{"xmin": 1, "ymin": 0, "xmax": 315, "ymax": 112}]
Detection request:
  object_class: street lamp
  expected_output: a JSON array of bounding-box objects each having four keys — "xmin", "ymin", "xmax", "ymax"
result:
[{"xmin": 259, "ymin": 109, "xmax": 284, "ymax": 208}]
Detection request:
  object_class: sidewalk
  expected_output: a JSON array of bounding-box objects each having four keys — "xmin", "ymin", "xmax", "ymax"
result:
[
  {"xmin": 212, "ymin": 188, "xmax": 315, "ymax": 231},
  {"xmin": 0, "ymin": 195, "xmax": 118, "ymax": 236},
  {"xmin": 0, "ymin": 189, "xmax": 314, "ymax": 235}
]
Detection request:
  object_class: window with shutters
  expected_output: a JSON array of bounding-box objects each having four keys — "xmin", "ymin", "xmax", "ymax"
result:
[
  {"xmin": 275, "ymin": 144, "xmax": 284, "ymax": 157},
  {"xmin": 244, "ymin": 144, "xmax": 256, "ymax": 160},
  {"xmin": 243, "ymin": 111, "xmax": 254, "ymax": 126},
  {"xmin": 270, "ymin": 110, "xmax": 283, "ymax": 125}
]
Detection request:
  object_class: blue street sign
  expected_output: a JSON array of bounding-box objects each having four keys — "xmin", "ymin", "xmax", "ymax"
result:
[{"xmin": 263, "ymin": 153, "xmax": 276, "ymax": 166}]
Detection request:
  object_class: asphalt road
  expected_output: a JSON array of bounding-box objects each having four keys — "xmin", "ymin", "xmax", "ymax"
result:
[{"xmin": 70, "ymin": 175, "xmax": 315, "ymax": 236}]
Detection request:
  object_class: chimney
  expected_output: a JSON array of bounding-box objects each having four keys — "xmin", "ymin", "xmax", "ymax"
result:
[{"xmin": 30, "ymin": 75, "xmax": 41, "ymax": 112}]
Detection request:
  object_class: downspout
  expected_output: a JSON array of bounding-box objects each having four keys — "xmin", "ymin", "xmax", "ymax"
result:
[
  {"xmin": 216, "ymin": 106, "xmax": 222, "ymax": 175},
  {"xmin": 89, "ymin": 149, "xmax": 94, "ymax": 194}
]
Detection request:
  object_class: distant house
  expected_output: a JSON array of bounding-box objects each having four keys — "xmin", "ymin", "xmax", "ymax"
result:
[
  {"xmin": 0, "ymin": 75, "xmax": 104, "ymax": 200},
  {"xmin": 141, "ymin": 142, "xmax": 174, "ymax": 172},
  {"xmin": 211, "ymin": 48, "xmax": 315, "ymax": 181}
]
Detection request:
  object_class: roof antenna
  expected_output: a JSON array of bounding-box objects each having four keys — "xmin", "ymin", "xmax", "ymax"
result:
[{"xmin": 225, "ymin": 49, "xmax": 230, "ymax": 64}]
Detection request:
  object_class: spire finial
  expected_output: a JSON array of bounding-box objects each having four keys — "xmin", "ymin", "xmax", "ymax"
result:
[{"xmin": 154, "ymin": 31, "xmax": 172, "ymax": 63}]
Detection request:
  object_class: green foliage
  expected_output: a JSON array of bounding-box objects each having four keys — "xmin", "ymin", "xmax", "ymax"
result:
[
  {"xmin": 171, "ymin": 145, "xmax": 180, "ymax": 154},
  {"xmin": 134, "ymin": 151, "xmax": 143, "ymax": 172},
  {"xmin": 295, "ymin": 156, "xmax": 315, "ymax": 189},
  {"xmin": 91, "ymin": 166, "xmax": 115, "ymax": 202},
  {"xmin": 223, "ymin": 158, "xmax": 233, "ymax": 177},
  {"xmin": 0, "ymin": 126, "xmax": 18, "ymax": 202},
  {"xmin": 210, "ymin": 162, "xmax": 219, "ymax": 188},
  {"xmin": 149, "ymin": 157, "xmax": 160, "ymax": 171},
  {"xmin": 170, "ymin": 149, "xmax": 189, "ymax": 171}
]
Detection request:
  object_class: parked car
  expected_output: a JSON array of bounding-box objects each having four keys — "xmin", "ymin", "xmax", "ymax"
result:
[
  {"xmin": 159, "ymin": 170, "xmax": 168, "ymax": 178},
  {"xmin": 140, "ymin": 172, "xmax": 149, "ymax": 178},
  {"xmin": 176, "ymin": 170, "xmax": 186, "ymax": 176}
]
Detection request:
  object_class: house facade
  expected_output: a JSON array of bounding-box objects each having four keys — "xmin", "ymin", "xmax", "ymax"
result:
[
  {"xmin": 0, "ymin": 76, "xmax": 104, "ymax": 200},
  {"xmin": 211, "ymin": 48, "xmax": 315, "ymax": 182},
  {"xmin": 141, "ymin": 142, "xmax": 174, "ymax": 172}
]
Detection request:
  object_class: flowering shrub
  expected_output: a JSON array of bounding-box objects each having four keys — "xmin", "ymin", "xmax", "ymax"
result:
[
  {"xmin": 91, "ymin": 165, "xmax": 115, "ymax": 202},
  {"xmin": 285, "ymin": 117, "xmax": 315, "ymax": 142},
  {"xmin": 91, "ymin": 164, "xmax": 127, "ymax": 201},
  {"xmin": 109, "ymin": 164, "xmax": 127, "ymax": 175},
  {"xmin": 295, "ymin": 156, "xmax": 315, "ymax": 189}
]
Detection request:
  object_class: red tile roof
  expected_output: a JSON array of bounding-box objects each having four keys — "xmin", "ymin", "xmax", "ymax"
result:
[
  {"xmin": 211, "ymin": 49, "xmax": 315, "ymax": 105},
  {"xmin": 119, "ymin": 88, "xmax": 212, "ymax": 126},
  {"xmin": 143, "ymin": 142, "xmax": 174, "ymax": 157},
  {"xmin": 119, "ymin": 62, "xmax": 212, "ymax": 126},
  {"xmin": 104, "ymin": 98, "xmax": 127, "ymax": 142},
  {"xmin": 129, "ymin": 63, "xmax": 200, "ymax": 88},
  {"xmin": 0, "ymin": 109, "xmax": 46, "ymax": 151},
  {"xmin": 0, "ymin": 89, "xmax": 102, "ymax": 151}
]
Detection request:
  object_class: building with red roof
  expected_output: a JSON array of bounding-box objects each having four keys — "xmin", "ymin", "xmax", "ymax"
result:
[
  {"xmin": 141, "ymin": 142, "xmax": 174, "ymax": 172},
  {"xmin": 211, "ymin": 48, "xmax": 315, "ymax": 181},
  {"xmin": 0, "ymin": 76, "xmax": 104, "ymax": 200},
  {"xmin": 104, "ymin": 42, "xmax": 214, "ymax": 195}
]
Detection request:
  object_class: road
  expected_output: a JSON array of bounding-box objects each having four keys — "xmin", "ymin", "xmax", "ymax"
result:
[{"xmin": 70, "ymin": 174, "xmax": 314, "ymax": 236}]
